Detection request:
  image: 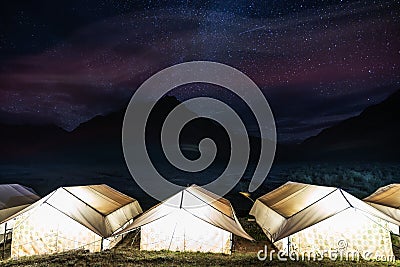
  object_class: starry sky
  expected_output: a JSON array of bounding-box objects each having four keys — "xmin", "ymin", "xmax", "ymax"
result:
[{"xmin": 0, "ymin": 0, "xmax": 399, "ymax": 143}]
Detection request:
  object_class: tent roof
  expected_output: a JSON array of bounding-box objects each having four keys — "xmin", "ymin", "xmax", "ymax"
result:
[
  {"xmin": 250, "ymin": 181, "xmax": 400, "ymax": 242},
  {"xmin": 257, "ymin": 182, "xmax": 336, "ymax": 218},
  {"xmin": 0, "ymin": 184, "xmax": 40, "ymax": 223},
  {"xmin": 364, "ymin": 184, "xmax": 400, "ymax": 209},
  {"xmin": 116, "ymin": 185, "xmax": 253, "ymax": 240},
  {"xmin": 63, "ymin": 184, "xmax": 135, "ymax": 216},
  {"xmin": 12, "ymin": 184, "xmax": 142, "ymax": 237},
  {"xmin": 363, "ymin": 184, "xmax": 400, "ymax": 223}
]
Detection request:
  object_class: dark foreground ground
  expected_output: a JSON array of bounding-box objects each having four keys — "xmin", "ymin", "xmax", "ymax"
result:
[{"xmin": 1, "ymin": 219, "xmax": 399, "ymax": 267}]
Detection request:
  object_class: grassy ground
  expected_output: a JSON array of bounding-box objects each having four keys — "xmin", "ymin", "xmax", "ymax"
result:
[
  {"xmin": 3, "ymin": 248, "xmax": 400, "ymax": 267},
  {"xmin": 1, "ymin": 219, "xmax": 399, "ymax": 266}
]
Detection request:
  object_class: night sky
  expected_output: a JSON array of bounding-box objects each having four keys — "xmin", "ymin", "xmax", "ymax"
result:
[{"xmin": 0, "ymin": 0, "xmax": 399, "ymax": 143}]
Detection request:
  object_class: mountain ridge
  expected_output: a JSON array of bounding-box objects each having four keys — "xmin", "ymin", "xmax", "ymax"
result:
[
  {"xmin": 1, "ymin": 90, "xmax": 399, "ymax": 162},
  {"xmin": 297, "ymin": 89, "xmax": 400, "ymax": 160}
]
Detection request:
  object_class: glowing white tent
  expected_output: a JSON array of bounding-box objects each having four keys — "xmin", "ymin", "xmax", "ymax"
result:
[
  {"xmin": 0, "ymin": 184, "xmax": 40, "ymax": 245},
  {"xmin": 250, "ymin": 182, "xmax": 399, "ymax": 259},
  {"xmin": 116, "ymin": 185, "xmax": 253, "ymax": 254},
  {"xmin": 364, "ymin": 183, "xmax": 400, "ymax": 234},
  {"xmin": 11, "ymin": 184, "xmax": 142, "ymax": 258}
]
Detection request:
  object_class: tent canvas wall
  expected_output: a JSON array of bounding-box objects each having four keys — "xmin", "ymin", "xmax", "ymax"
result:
[
  {"xmin": 364, "ymin": 183, "xmax": 400, "ymax": 235},
  {"xmin": 250, "ymin": 182, "xmax": 400, "ymax": 259},
  {"xmin": 11, "ymin": 184, "xmax": 142, "ymax": 258},
  {"xmin": 0, "ymin": 184, "xmax": 40, "ymax": 245},
  {"xmin": 116, "ymin": 185, "xmax": 253, "ymax": 254}
]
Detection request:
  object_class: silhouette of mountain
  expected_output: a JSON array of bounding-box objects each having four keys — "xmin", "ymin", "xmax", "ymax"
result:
[
  {"xmin": 298, "ymin": 89, "xmax": 400, "ymax": 160},
  {"xmin": 0, "ymin": 96, "xmax": 236, "ymax": 164},
  {"xmin": 0, "ymin": 123, "xmax": 67, "ymax": 161},
  {"xmin": 2, "ymin": 90, "xmax": 398, "ymax": 163}
]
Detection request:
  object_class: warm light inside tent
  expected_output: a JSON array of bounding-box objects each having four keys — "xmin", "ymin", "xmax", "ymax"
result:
[
  {"xmin": 251, "ymin": 182, "xmax": 397, "ymax": 260},
  {"xmin": 140, "ymin": 209, "xmax": 232, "ymax": 254},
  {"xmin": 11, "ymin": 204, "xmax": 103, "ymax": 258},
  {"xmin": 274, "ymin": 208, "xmax": 394, "ymax": 258},
  {"xmin": 8, "ymin": 185, "xmax": 142, "ymax": 259}
]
